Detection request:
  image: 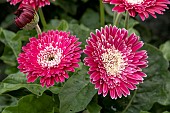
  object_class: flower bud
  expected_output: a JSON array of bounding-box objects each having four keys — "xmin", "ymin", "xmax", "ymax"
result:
[{"xmin": 14, "ymin": 5, "xmax": 39, "ymax": 30}]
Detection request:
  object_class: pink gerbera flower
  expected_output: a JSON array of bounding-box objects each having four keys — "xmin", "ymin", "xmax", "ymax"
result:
[
  {"xmin": 103, "ymin": 0, "xmax": 170, "ymax": 21},
  {"xmin": 17, "ymin": 30, "xmax": 82, "ymax": 87},
  {"xmin": 84, "ymin": 25, "xmax": 148, "ymax": 99},
  {"xmin": 7, "ymin": 0, "xmax": 55, "ymax": 9}
]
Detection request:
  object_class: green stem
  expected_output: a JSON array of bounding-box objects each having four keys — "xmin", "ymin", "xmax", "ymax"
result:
[
  {"xmin": 99, "ymin": 0, "xmax": 105, "ymax": 26},
  {"xmin": 35, "ymin": 24, "xmax": 42, "ymax": 34},
  {"xmin": 122, "ymin": 89, "xmax": 137, "ymax": 113},
  {"xmin": 124, "ymin": 11, "xmax": 129, "ymax": 29},
  {"xmin": 38, "ymin": 8, "xmax": 47, "ymax": 28},
  {"xmin": 113, "ymin": 11, "xmax": 117, "ymax": 24},
  {"xmin": 113, "ymin": 13, "xmax": 121, "ymax": 26}
]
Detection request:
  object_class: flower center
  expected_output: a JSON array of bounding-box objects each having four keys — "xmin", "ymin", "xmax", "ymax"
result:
[
  {"xmin": 37, "ymin": 44, "xmax": 63, "ymax": 68},
  {"xmin": 101, "ymin": 49, "xmax": 127, "ymax": 76},
  {"xmin": 126, "ymin": 0, "xmax": 143, "ymax": 4}
]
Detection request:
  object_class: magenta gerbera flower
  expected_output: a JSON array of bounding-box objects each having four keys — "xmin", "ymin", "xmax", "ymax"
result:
[
  {"xmin": 84, "ymin": 25, "xmax": 148, "ymax": 99},
  {"xmin": 7, "ymin": 0, "xmax": 54, "ymax": 9},
  {"xmin": 103, "ymin": 0, "xmax": 170, "ymax": 21},
  {"xmin": 17, "ymin": 30, "xmax": 82, "ymax": 87}
]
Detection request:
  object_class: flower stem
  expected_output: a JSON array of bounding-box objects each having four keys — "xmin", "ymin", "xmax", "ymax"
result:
[
  {"xmin": 114, "ymin": 13, "xmax": 122, "ymax": 26},
  {"xmin": 100, "ymin": 0, "xmax": 105, "ymax": 26},
  {"xmin": 35, "ymin": 24, "xmax": 42, "ymax": 34},
  {"xmin": 113, "ymin": 11, "xmax": 117, "ymax": 24},
  {"xmin": 124, "ymin": 11, "xmax": 129, "ymax": 29},
  {"xmin": 122, "ymin": 89, "xmax": 137, "ymax": 113},
  {"xmin": 38, "ymin": 8, "xmax": 47, "ymax": 28}
]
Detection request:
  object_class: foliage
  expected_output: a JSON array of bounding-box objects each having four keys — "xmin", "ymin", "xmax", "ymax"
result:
[{"xmin": 0, "ymin": 0, "xmax": 170, "ymax": 113}]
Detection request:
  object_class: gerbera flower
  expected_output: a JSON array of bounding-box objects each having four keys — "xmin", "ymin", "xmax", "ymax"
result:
[
  {"xmin": 17, "ymin": 30, "xmax": 82, "ymax": 87},
  {"xmin": 103, "ymin": 0, "xmax": 170, "ymax": 21},
  {"xmin": 7, "ymin": 0, "xmax": 55, "ymax": 9},
  {"xmin": 84, "ymin": 25, "xmax": 148, "ymax": 99}
]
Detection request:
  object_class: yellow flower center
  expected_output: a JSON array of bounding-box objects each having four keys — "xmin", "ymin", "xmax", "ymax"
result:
[
  {"xmin": 37, "ymin": 44, "xmax": 63, "ymax": 68},
  {"xmin": 101, "ymin": 49, "xmax": 127, "ymax": 76}
]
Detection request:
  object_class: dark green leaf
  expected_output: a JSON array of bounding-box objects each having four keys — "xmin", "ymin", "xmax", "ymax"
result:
[
  {"xmin": 57, "ymin": 20, "xmax": 69, "ymax": 31},
  {"xmin": 0, "ymin": 28, "xmax": 21, "ymax": 58},
  {"xmin": 0, "ymin": 72, "xmax": 61, "ymax": 96},
  {"xmin": 163, "ymin": 111, "xmax": 170, "ymax": 113},
  {"xmin": 2, "ymin": 94, "xmax": 55, "ymax": 113},
  {"xmin": 51, "ymin": 0, "xmax": 77, "ymax": 15},
  {"xmin": 140, "ymin": 111, "xmax": 151, "ymax": 113},
  {"xmin": 15, "ymin": 29, "xmax": 37, "ymax": 41},
  {"xmin": 104, "ymin": 4, "xmax": 114, "ymax": 16},
  {"xmin": 0, "ymin": 0, "xmax": 6, "ymax": 3},
  {"xmin": 69, "ymin": 24, "xmax": 91, "ymax": 49},
  {"xmin": 87, "ymin": 102, "xmax": 102, "ymax": 113},
  {"xmin": 80, "ymin": 9, "xmax": 100, "ymax": 29},
  {"xmin": 128, "ymin": 28, "xmax": 140, "ymax": 37},
  {"xmin": 0, "ymin": 46, "xmax": 17, "ymax": 66},
  {"xmin": 59, "ymin": 66, "xmax": 97, "ymax": 113},
  {"xmin": 159, "ymin": 40, "xmax": 170, "ymax": 61},
  {"xmin": 0, "ymin": 94, "xmax": 18, "ymax": 112},
  {"xmin": 124, "ymin": 44, "xmax": 170, "ymax": 113},
  {"xmin": 0, "ymin": 14, "xmax": 15, "ymax": 29}
]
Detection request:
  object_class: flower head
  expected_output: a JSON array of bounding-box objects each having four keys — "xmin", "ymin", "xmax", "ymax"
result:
[
  {"xmin": 7, "ymin": 0, "xmax": 54, "ymax": 9},
  {"xmin": 84, "ymin": 25, "xmax": 148, "ymax": 99},
  {"xmin": 103, "ymin": 0, "xmax": 170, "ymax": 21},
  {"xmin": 14, "ymin": 5, "xmax": 39, "ymax": 30},
  {"xmin": 17, "ymin": 30, "xmax": 82, "ymax": 87}
]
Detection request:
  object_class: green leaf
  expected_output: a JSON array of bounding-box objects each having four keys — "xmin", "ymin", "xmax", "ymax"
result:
[
  {"xmin": 124, "ymin": 44, "xmax": 170, "ymax": 113},
  {"xmin": 0, "ymin": 46, "xmax": 17, "ymax": 66},
  {"xmin": 140, "ymin": 111, "xmax": 151, "ymax": 113},
  {"xmin": 51, "ymin": 0, "xmax": 78, "ymax": 15},
  {"xmin": 128, "ymin": 28, "xmax": 140, "ymax": 37},
  {"xmin": 0, "ymin": 0, "xmax": 6, "ymax": 4},
  {"xmin": 59, "ymin": 66, "xmax": 97, "ymax": 113},
  {"xmin": 57, "ymin": 20, "xmax": 69, "ymax": 31},
  {"xmin": 0, "ymin": 28, "xmax": 21, "ymax": 58},
  {"xmin": 45, "ymin": 19, "xmax": 60, "ymax": 30},
  {"xmin": 159, "ymin": 40, "xmax": 170, "ymax": 61},
  {"xmin": 0, "ymin": 72, "xmax": 61, "ymax": 96},
  {"xmin": 69, "ymin": 24, "xmax": 91, "ymax": 49},
  {"xmin": 104, "ymin": 4, "xmax": 114, "ymax": 16},
  {"xmin": 86, "ymin": 102, "xmax": 102, "ymax": 113},
  {"xmin": 163, "ymin": 111, "xmax": 170, "ymax": 113},
  {"xmin": 80, "ymin": 8, "xmax": 100, "ymax": 29},
  {"xmin": 0, "ymin": 94, "xmax": 18, "ymax": 112},
  {"xmin": 142, "ymin": 44, "xmax": 169, "ymax": 78},
  {"xmin": 0, "ymin": 14, "xmax": 15, "ymax": 29},
  {"xmin": 15, "ymin": 29, "xmax": 37, "ymax": 41},
  {"xmin": 2, "ymin": 94, "xmax": 55, "ymax": 113}
]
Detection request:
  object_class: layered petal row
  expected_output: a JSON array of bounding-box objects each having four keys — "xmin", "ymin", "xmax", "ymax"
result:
[
  {"xmin": 17, "ymin": 30, "xmax": 82, "ymax": 87},
  {"xmin": 84, "ymin": 25, "xmax": 148, "ymax": 99},
  {"xmin": 103, "ymin": 0, "xmax": 170, "ymax": 21}
]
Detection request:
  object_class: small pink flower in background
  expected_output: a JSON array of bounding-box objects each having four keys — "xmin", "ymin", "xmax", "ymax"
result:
[
  {"xmin": 84, "ymin": 25, "xmax": 148, "ymax": 99},
  {"xmin": 7, "ymin": 0, "xmax": 55, "ymax": 9},
  {"xmin": 103, "ymin": 0, "xmax": 170, "ymax": 21},
  {"xmin": 17, "ymin": 30, "xmax": 82, "ymax": 87}
]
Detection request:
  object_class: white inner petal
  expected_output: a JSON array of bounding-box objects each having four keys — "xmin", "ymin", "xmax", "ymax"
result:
[
  {"xmin": 101, "ymin": 49, "xmax": 127, "ymax": 76},
  {"xmin": 37, "ymin": 44, "xmax": 63, "ymax": 68},
  {"xmin": 126, "ymin": 0, "xmax": 143, "ymax": 4}
]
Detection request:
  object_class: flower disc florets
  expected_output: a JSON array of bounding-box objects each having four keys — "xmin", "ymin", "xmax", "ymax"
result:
[
  {"xmin": 17, "ymin": 30, "xmax": 82, "ymax": 87},
  {"xmin": 84, "ymin": 25, "xmax": 148, "ymax": 99}
]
